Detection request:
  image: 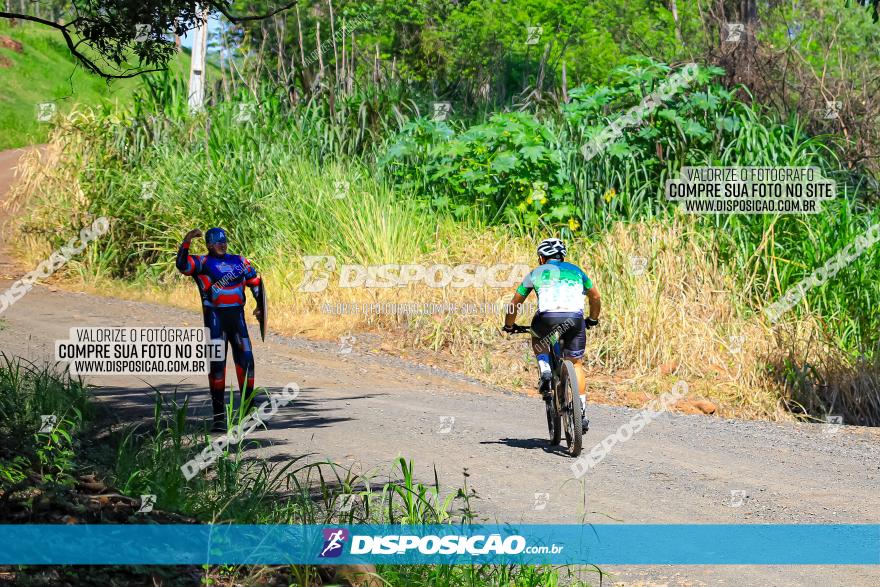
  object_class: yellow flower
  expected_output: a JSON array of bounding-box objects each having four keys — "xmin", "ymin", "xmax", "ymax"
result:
[
  {"xmin": 568, "ymin": 218, "xmax": 580, "ymax": 231},
  {"xmin": 603, "ymin": 187, "xmax": 617, "ymax": 203},
  {"xmin": 540, "ymin": 196, "xmax": 548, "ymax": 205}
]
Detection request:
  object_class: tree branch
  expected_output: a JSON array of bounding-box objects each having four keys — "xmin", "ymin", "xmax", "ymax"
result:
[
  {"xmin": 3, "ymin": 1, "xmax": 303, "ymax": 80},
  {"xmin": 0, "ymin": 11, "xmax": 63, "ymax": 29},
  {"xmin": 206, "ymin": 0, "xmax": 300, "ymax": 23},
  {"xmin": 1, "ymin": 11, "xmax": 169, "ymax": 79}
]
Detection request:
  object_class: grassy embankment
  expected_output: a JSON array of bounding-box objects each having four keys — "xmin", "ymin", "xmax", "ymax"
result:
[{"xmin": 0, "ymin": 20, "xmax": 199, "ymax": 150}]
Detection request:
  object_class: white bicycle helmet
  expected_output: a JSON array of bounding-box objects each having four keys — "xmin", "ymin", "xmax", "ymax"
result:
[{"xmin": 537, "ymin": 238, "xmax": 567, "ymax": 259}]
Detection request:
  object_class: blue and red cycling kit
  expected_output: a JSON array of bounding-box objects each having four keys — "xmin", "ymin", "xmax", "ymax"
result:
[{"xmin": 176, "ymin": 238, "xmax": 262, "ymax": 412}]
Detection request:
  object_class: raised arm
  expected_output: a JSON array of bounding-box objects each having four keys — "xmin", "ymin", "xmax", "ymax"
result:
[{"xmin": 176, "ymin": 228, "xmax": 204, "ymax": 275}]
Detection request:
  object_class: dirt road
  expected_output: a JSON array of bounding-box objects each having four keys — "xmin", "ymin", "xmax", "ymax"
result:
[{"xmin": 1, "ymin": 149, "xmax": 878, "ymax": 586}]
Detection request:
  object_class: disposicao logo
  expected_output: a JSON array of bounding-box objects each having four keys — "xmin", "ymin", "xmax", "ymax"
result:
[
  {"xmin": 319, "ymin": 528, "xmax": 349, "ymax": 558},
  {"xmin": 316, "ymin": 530, "xmax": 562, "ymax": 558}
]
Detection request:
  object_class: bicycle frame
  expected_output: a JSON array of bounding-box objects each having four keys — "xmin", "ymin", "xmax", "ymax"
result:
[
  {"xmin": 547, "ymin": 336, "xmax": 566, "ymax": 412},
  {"xmin": 510, "ymin": 322, "xmax": 583, "ymax": 456}
]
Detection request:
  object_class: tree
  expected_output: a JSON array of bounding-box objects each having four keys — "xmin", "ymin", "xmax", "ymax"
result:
[{"xmin": 0, "ymin": 1, "xmax": 302, "ymax": 79}]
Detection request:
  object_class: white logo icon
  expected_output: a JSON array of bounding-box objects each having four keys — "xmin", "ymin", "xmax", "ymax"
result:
[
  {"xmin": 728, "ymin": 334, "xmax": 744, "ymax": 354},
  {"xmin": 38, "ymin": 415, "xmax": 57, "ymax": 433},
  {"xmin": 333, "ymin": 180, "xmax": 350, "ymax": 199},
  {"xmin": 298, "ymin": 255, "xmax": 337, "ymax": 292},
  {"xmin": 432, "ymin": 102, "xmax": 452, "ymax": 122},
  {"xmin": 526, "ymin": 26, "xmax": 543, "ymax": 45},
  {"xmin": 141, "ymin": 180, "xmax": 157, "ymax": 200},
  {"xmin": 134, "ymin": 24, "xmax": 151, "ymax": 42},
  {"xmin": 338, "ymin": 334, "xmax": 356, "ymax": 355},
  {"xmin": 630, "ymin": 256, "xmax": 648, "ymax": 276},
  {"xmin": 723, "ymin": 23, "xmax": 744, "ymax": 43},
  {"xmin": 729, "ymin": 489, "xmax": 747, "ymax": 508},
  {"xmin": 321, "ymin": 529, "xmax": 346, "ymax": 557},
  {"xmin": 438, "ymin": 416, "xmax": 455, "ymax": 434},
  {"xmin": 823, "ymin": 101, "xmax": 842, "ymax": 120},
  {"xmin": 338, "ymin": 494, "xmax": 357, "ymax": 512},
  {"xmin": 137, "ymin": 494, "xmax": 157, "ymax": 513},
  {"xmin": 36, "ymin": 102, "xmax": 56, "ymax": 122},
  {"xmin": 823, "ymin": 414, "xmax": 844, "ymax": 434},
  {"xmin": 234, "ymin": 103, "xmax": 256, "ymax": 124},
  {"xmin": 533, "ymin": 492, "xmax": 550, "ymax": 510}
]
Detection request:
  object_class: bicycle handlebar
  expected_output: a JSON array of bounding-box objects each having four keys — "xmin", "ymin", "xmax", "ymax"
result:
[{"xmin": 505, "ymin": 318, "xmax": 595, "ymax": 335}]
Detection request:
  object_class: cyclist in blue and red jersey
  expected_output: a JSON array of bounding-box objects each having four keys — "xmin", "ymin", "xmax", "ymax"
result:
[{"xmin": 176, "ymin": 227, "xmax": 263, "ymax": 431}]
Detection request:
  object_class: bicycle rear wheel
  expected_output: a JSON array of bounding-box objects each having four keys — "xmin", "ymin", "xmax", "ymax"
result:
[{"xmin": 561, "ymin": 361, "xmax": 583, "ymax": 457}]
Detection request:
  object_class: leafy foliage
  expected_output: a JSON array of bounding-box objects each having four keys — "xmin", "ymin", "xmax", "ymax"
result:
[
  {"xmin": 381, "ymin": 60, "xmax": 786, "ymax": 229},
  {"xmin": 383, "ymin": 112, "xmax": 572, "ymax": 225}
]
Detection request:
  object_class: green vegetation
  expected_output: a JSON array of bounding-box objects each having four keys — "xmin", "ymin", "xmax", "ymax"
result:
[
  {"xmin": 4, "ymin": 1, "xmax": 880, "ymax": 427},
  {"xmin": 0, "ymin": 21, "xmax": 196, "ymax": 150},
  {"xmin": 3, "ymin": 1, "xmax": 879, "ymax": 583},
  {"xmin": 0, "ymin": 355, "xmax": 93, "ymax": 489},
  {"xmin": 13, "ymin": 59, "xmax": 879, "ymax": 425}
]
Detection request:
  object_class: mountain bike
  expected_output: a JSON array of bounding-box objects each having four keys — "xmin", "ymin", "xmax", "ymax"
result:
[{"xmin": 510, "ymin": 323, "xmax": 583, "ymax": 457}]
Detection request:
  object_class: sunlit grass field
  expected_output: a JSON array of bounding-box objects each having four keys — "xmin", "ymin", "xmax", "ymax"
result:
[{"xmin": 0, "ymin": 21, "xmax": 200, "ymax": 150}]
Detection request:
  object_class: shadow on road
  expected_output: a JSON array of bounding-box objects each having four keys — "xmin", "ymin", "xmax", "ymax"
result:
[
  {"xmin": 87, "ymin": 383, "xmax": 368, "ymax": 432},
  {"xmin": 480, "ymin": 437, "xmax": 571, "ymax": 457}
]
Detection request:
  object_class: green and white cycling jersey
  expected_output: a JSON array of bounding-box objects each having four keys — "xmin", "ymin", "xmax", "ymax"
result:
[{"xmin": 516, "ymin": 259, "xmax": 593, "ymax": 314}]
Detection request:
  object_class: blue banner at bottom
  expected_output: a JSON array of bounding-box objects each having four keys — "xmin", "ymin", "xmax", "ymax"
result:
[{"xmin": 2, "ymin": 524, "xmax": 878, "ymax": 565}]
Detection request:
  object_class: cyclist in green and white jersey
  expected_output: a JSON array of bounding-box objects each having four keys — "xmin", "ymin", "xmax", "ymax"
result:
[{"xmin": 503, "ymin": 238, "xmax": 601, "ymax": 432}]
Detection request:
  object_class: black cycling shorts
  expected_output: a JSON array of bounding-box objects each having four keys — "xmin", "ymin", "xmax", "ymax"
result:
[{"xmin": 530, "ymin": 312, "xmax": 586, "ymax": 359}]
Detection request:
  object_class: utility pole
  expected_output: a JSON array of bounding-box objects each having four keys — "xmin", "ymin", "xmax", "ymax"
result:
[{"xmin": 188, "ymin": 7, "xmax": 209, "ymax": 111}]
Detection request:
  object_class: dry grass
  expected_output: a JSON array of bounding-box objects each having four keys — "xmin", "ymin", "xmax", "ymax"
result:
[
  {"xmin": 9, "ymin": 211, "xmax": 794, "ymax": 422},
  {"xmin": 9, "ymin": 143, "xmax": 877, "ymax": 425}
]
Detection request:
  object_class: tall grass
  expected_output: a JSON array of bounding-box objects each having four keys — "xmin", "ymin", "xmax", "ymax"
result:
[
  {"xmin": 381, "ymin": 60, "xmax": 879, "ymax": 356},
  {"xmin": 0, "ymin": 355, "xmax": 93, "ymax": 490},
  {"xmin": 8, "ymin": 65, "xmax": 880, "ymax": 425},
  {"xmin": 0, "ymin": 359, "xmax": 590, "ymax": 584}
]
